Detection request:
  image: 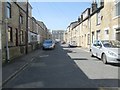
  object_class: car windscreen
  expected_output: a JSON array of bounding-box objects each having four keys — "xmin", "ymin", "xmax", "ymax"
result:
[{"xmin": 102, "ymin": 40, "xmax": 120, "ymax": 48}]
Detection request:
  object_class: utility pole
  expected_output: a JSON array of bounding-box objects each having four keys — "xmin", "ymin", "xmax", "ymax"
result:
[
  {"xmin": 0, "ymin": 1, "xmax": 2, "ymax": 89},
  {"xmin": 89, "ymin": 14, "xmax": 91, "ymax": 48},
  {"xmin": 25, "ymin": 0, "xmax": 28, "ymax": 54}
]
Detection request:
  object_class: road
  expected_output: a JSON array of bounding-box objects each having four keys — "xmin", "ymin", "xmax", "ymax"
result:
[{"xmin": 3, "ymin": 44, "xmax": 119, "ymax": 88}]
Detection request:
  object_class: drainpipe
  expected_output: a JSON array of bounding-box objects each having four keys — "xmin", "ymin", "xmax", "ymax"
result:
[
  {"xmin": 89, "ymin": 15, "xmax": 91, "ymax": 49},
  {"xmin": 4, "ymin": 2, "xmax": 10, "ymax": 63},
  {"xmin": 25, "ymin": 1, "xmax": 28, "ymax": 54},
  {"xmin": 0, "ymin": 1, "xmax": 2, "ymax": 89}
]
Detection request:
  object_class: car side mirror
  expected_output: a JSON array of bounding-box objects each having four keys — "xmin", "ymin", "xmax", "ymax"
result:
[
  {"xmin": 93, "ymin": 44, "xmax": 96, "ymax": 46},
  {"xmin": 98, "ymin": 44, "xmax": 102, "ymax": 48}
]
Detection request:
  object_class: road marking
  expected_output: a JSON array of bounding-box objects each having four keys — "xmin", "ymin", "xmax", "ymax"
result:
[{"xmin": 39, "ymin": 55, "xmax": 49, "ymax": 58}]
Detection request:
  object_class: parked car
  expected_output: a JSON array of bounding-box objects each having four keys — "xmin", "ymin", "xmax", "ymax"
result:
[
  {"xmin": 90, "ymin": 40, "xmax": 120, "ymax": 64},
  {"xmin": 69, "ymin": 41, "xmax": 77, "ymax": 47},
  {"xmin": 42, "ymin": 40, "xmax": 55, "ymax": 50}
]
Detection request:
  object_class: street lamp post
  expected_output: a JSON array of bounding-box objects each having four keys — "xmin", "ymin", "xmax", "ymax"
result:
[
  {"xmin": 89, "ymin": 15, "xmax": 91, "ymax": 48},
  {"xmin": 4, "ymin": 1, "xmax": 10, "ymax": 62}
]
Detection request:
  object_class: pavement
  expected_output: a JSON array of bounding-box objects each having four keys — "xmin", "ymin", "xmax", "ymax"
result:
[{"xmin": 2, "ymin": 49, "xmax": 43, "ymax": 87}]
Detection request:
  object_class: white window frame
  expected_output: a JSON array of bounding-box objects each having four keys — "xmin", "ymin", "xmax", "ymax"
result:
[
  {"xmin": 87, "ymin": 34, "xmax": 90, "ymax": 45},
  {"xmin": 7, "ymin": 2, "xmax": 11, "ymax": 18},
  {"xmin": 115, "ymin": 0, "xmax": 120, "ymax": 17},
  {"xmin": 97, "ymin": 11, "xmax": 101, "ymax": 25}
]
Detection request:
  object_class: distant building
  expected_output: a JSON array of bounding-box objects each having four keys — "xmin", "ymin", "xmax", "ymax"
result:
[
  {"xmin": 52, "ymin": 30, "xmax": 65, "ymax": 42},
  {"xmin": 47, "ymin": 29, "xmax": 52, "ymax": 40}
]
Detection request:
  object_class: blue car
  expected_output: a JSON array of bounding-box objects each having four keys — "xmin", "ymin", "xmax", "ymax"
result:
[{"xmin": 42, "ymin": 40, "xmax": 55, "ymax": 50}]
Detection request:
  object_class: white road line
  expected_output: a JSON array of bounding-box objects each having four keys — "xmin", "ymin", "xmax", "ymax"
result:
[{"xmin": 39, "ymin": 55, "xmax": 49, "ymax": 58}]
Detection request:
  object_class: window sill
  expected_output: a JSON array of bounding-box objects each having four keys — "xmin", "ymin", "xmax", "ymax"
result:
[
  {"xmin": 112, "ymin": 15, "xmax": 120, "ymax": 20},
  {"xmin": 96, "ymin": 23, "xmax": 101, "ymax": 26}
]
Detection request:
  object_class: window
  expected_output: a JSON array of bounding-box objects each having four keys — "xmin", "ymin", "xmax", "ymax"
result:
[
  {"xmin": 19, "ymin": 15, "xmax": 23, "ymax": 24},
  {"xmin": 97, "ymin": 11, "xmax": 101, "ymax": 25},
  {"xmin": 87, "ymin": 34, "xmax": 90, "ymax": 45},
  {"xmin": 105, "ymin": 30, "xmax": 109, "ymax": 34},
  {"xmin": 115, "ymin": 0, "xmax": 120, "ymax": 16},
  {"xmin": 20, "ymin": 31, "xmax": 24, "ymax": 44},
  {"xmin": 116, "ymin": 29, "xmax": 120, "ymax": 41},
  {"xmin": 7, "ymin": 2, "xmax": 11, "ymax": 18},
  {"xmin": 36, "ymin": 24, "xmax": 38, "ymax": 33},
  {"xmin": 28, "ymin": 18, "xmax": 31, "ymax": 29},
  {"xmin": 8, "ymin": 27, "xmax": 12, "ymax": 42}
]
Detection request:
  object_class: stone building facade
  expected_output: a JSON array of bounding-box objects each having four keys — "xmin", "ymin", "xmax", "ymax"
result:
[
  {"xmin": 2, "ymin": 2, "xmax": 27, "ymax": 63},
  {"xmin": 1, "ymin": 1, "xmax": 51, "ymax": 63},
  {"xmin": 65, "ymin": 0, "xmax": 120, "ymax": 49}
]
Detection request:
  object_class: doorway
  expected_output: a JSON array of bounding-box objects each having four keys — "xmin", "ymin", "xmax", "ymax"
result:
[{"xmin": 16, "ymin": 29, "xmax": 18, "ymax": 46}]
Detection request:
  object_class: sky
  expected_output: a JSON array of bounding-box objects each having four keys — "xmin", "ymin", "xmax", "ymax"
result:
[{"xmin": 29, "ymin": 2, "xmax": 91, "ymax": 31}]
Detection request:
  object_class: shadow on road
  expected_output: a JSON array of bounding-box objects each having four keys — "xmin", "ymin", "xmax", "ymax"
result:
[
  {"xmin": 62, "ymin": 44, "xmax": 119, "ymax": 88},
  {"xmin": 108, "ymin": 63, "xmax": 120, "ymax": 67}
]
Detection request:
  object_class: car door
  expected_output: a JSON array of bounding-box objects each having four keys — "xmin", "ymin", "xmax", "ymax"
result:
[
  {"xmin": 92, "ymin": 40, "xmax": 102, "ymax": 57},
  {"xmin": 92, "ymin": 41, "xmax": 98, "ymax": 56},
  {"xmin": 96, "ymin": 41, "xmax": 103, "ymax": 58}
]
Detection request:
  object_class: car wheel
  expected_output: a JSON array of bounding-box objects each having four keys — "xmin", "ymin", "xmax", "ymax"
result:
[
  {"xmin": 102, "ymin": 54, "xmax": 107, "ymax": 64},
  {"xmin": 90, "ymin": 50, "xmax": 94, "ymax": 57}
]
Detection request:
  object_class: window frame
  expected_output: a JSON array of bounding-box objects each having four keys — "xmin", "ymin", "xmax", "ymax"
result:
[
  {"xmin": 7, "ymin": 2, "xmax": 11, "ymax": 18},
  {"xmin": 115, "ymin": 0, "xmax": 120, "ymax": 16},
  {"xmin": 105, "ymin": 29, "xmax": 109, "ymax": 35},
  {"xmin": 96, "ymin": 11, "xmax": 101, "ymax": 25},
  {"xmin": 20, "ymin": 30, "xmax": 24, "ymax": 44},
  {"xmin": 8, "ymin": 26, "xmax": 13, "ymax": 42},
  {"xmin": 19, "ymin": 14, "xmax": 23, "ymax": 24},
  {"xmin": 87, "ymin": 34, "xmax": 90, "ymax": 45}
]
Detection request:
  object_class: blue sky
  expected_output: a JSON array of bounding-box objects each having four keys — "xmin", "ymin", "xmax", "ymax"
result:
[{"xmin": 29, "ymin": 2, "xmax": 91, "ymax": 30}]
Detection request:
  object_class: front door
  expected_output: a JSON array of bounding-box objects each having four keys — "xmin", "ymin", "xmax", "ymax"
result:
[{"xmin": 116, "ymin": 29, "xmax": 120, "ymax": 41}]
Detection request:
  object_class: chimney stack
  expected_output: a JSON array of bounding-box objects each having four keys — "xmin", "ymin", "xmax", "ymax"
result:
[
  {"xmin": 91, "ymin": 0, "xmax": 97, "ymax": 12},
  {"xmin": 78, "ymin": 17, "xmax": 81, "ymax": 22}
]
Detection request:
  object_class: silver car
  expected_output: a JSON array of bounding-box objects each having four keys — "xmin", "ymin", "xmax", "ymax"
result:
[
  {"xmin": 90, "ymin": 40, "xmax": 120, "ymax": 64},
  {"xmin": 42, "ymin": 40, "xmax": 55, "ymax": 50}
]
